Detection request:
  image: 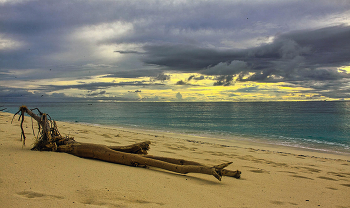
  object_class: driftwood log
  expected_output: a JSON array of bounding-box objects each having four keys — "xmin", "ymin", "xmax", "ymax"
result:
[{"xmin": 13, "ymin": 106, "xmax": 241, "ymax": 181}]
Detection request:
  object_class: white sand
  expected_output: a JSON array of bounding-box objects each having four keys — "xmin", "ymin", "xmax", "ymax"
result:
[{"xmin": 1, "ymin": 112, "xmax": 349, "ymax": 207}]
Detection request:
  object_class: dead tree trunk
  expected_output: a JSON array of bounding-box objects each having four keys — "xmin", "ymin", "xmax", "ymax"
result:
[{"xmin": 13, "ymin": 106, "xmax": 241, "ymax": 181}]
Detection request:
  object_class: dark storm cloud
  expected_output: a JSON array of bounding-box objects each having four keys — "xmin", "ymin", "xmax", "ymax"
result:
[
  {"xmin": 143, "ymin": 25, "xmax": 350, "ymax": 85},
  {"xmin": 1, "ymin": 0, "xmax": 350, "ymax": 100},
  {"xmin": 187, "ymin": 75, "xmax": 195, "ymax": 81},
  {"xmin": 142, "ymin": 44, "xmax": 237, "ymax": 71},
  {"xmin": 213, "ymin": 75, "xmax": 234, "ymax": 86},
  {"xmin": 176, "ymin": 80, "xmax": 187, "ymax": 85},
  {"xmin": 187, "ymin": 75, "xmax": 205, "ymax": 81},
  {"xmin": 151, "ymin": 73, "xmax": 171, "ymax": 82},
  {"xmin": 286, "ymin": 79, "xmax": 350, "ymax": 99},
  {"xmin": 2, "ymin": 0, "xmax": 349, "ymax": 75},
  {"xmin": 141, "ymin": 25, "xmax": 350, "ymax": 97}
]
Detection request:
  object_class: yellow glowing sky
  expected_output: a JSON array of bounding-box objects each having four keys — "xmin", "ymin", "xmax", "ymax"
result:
[
  {"xmin": 32, "ymin": 69, "xmax": 348, "ymax": 102},
  {"xmin": 4, "ymin": 65, "xmax": 346, "ymax": 102},
  {"xmin": 2, "ymin": 65, "xmax": 348, "ymax": 102}
]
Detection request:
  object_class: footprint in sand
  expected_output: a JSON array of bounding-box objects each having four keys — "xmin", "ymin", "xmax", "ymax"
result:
[
  {"xmin": 249, "ymin": 169, "xmax": 270, "ymax": 174},
  {"xmin": 328, "ymin": 171, "xmax": 349, "ymax": 178},
  {"xmin": 326, "ymin": 187, "xmax": 338, "ymax": 190},
  {"xmin": 290, "ymin": 174, "xmax": 314, "ymax": 180},
  {"xmin": 270, "ymin": 200, "xmax": 284, "ymax": 205},
  {"xmin": 79, "ymin": 188, "xmax": 165, "ymax": 207},
  {"xmin": 17, "ymin": 191, "xmax": 64, "ymax": 199},
  {"xmin": 318, "ymin": 176, "xmax": 338, "ymax": 181},
  {"xmin": 101, "ymin": 133, "xmax": 112, "ymax": 138}
]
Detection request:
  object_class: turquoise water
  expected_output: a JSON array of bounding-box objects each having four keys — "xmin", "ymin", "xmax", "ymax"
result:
[{"xmin": 2, "ymin": 101, "xmax": 350, "ymax": 155}]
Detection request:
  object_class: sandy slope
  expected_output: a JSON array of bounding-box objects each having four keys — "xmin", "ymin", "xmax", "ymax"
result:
[{"xmin": 1, "ymin": 112, "xmax": 349, "ymax": 207}]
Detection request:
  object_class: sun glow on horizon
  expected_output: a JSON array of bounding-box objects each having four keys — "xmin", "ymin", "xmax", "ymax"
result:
[{"xmin": 6, "ymin": 71, "xmax": 348, "ymax": 102}]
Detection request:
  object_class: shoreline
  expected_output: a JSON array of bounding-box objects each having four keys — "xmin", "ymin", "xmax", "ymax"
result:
[
  {"xmin": 1, "ymin": 111, "xmax": 350, "ymax": 207},
  {"xmin": 67, "ymin": 120, "xmax": 350, "ymax": 161}
]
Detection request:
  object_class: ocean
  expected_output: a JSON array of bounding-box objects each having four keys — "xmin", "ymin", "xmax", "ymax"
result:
[{"xmin": 2, "ymin": 101, "xmax": 350, "ymax": 155}]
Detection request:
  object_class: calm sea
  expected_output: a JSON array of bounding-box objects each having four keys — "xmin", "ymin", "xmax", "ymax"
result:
[{"xmin": 2, "ymin": 101, "xmax": 350, "ymax": 155}]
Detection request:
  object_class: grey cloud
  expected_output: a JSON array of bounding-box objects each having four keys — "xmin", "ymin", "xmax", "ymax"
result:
[
  {"xmin": 0, "ymin": 87, "xmax": 37, "ymax": 101},
  {"xmin": 175, "ymin": 79, "xmax": 200, "ymax": 86},
  {"xmin": 0, "ymin": 86, "xmax": 140, "ymax": 103},
  {"xmin": 0, "ymin": 86, "xmax": 82, "ymax": 103},
  {"xmin": 105, "ymin": 69, "xmax": 161, "ymax": 78},
  {"xmin": 187, "ymin": 75, "xmax": 195, "ymax": 81},
  {"xmin": 238, "ymin": 69, "xmax": 277, "ymax": 82},
  {"xmin": 228, "ymin": 93, "xmax": 238, "ymax": 97},
  {"xmin": 141, "ymin": 25, "xmax": 350, "ymax": 99},
  {"xmin": 201, "ymin": 60, "xmax": 250, "ymax": 75},
  {"xmin": 42, "ymin": 81, "xmax": 163, "ymax": 92},
  {"xmin": 143, "ymin": 25, "xmax": 350, "ymax": 88},
  {"xmin": 143, "ymin": 44, "xmax": 236, "ymax": 71},
  {"xmin": 234, "ymin": 86, "xmax": 260, "ymax": 93},
  {"xmin": 143, "ymin": 25, "xmax": 350, "ymax": 81},
  {"xmin": 1, "ymin": 0, "xmax": 350, "ymax": 100},
  {"xmin": 291, "ymin": 68, "xmax": 350, "ymax": 81},
  {"xmin": 2, "ymin": 1, "xmax": 349, "ymax": 75},
  {"xmin": 87, "ymin": 90, "xmax": 107, "ymax": 97},
  {"xmin": 176, "ymin": 92, "xmax": 183, "ymax": 100},
  {"xmin": 188, "ymin": 75, "xmax": 205, "ymax": 81},
  {"xmin": 151, "ymin": 73, "xmax": 171, "ymax": 82},
  {"xmin": 101, "ymin": 1, "xmax": 350, "ymax": 47},
  {"xmin": 114, "ymin": 50, "xmax": 143, "ymax": 54},
  {"xmin": 176, "ymin": 80, "xmax": 187, "ymax": 85},
  {"xmin": 142, "ymin": 96, "xmax": 160, "ymax": 102},
  {"xmin": 279, "ymin": 25, "xmax": 350, "ymax": 66},
  {"xmin": 213, "ymin": 75, "xmax": 234, "ymax": 86},
  {"xmin": 287, "ymin": 79, "xmax": 350, "ymax": 99}
]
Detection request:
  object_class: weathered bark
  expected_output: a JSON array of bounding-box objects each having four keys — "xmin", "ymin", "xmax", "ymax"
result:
[
  {"xmin": 57, "ymin": 142, "xmax": 232, "ymax": 180},
  {"xmin": 108, "ymin": 144, "xmax": 241, "ymax": 178},
  {"xmin": 141, "ymin": 155, "xmax": 241, "ymax": 178},
  {"xmin": 108, "ymin": 141, "xmax": 151, "ymax": 155},
  {"xmin": 13, "ymin": 106, "xmax": 241, "ymax": 181}
]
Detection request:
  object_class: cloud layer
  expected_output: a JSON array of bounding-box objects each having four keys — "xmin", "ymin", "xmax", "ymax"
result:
[{"xmin": 1, "ymin": 0, "xmax": 350, "ymax": 101}]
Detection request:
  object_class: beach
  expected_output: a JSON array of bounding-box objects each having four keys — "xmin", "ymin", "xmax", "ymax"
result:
[{"xmin": 1, "ymin": 111, "xmax": 349, "ymax": 208}]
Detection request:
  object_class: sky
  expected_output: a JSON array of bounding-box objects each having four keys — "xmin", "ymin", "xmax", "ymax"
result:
[{"xmin": 1, "ymin": 0, "xmax": 350, "ymax": 102}]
